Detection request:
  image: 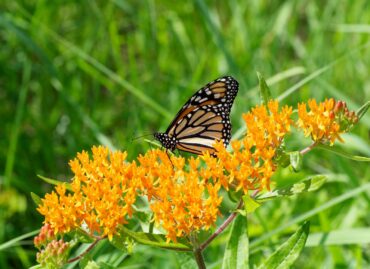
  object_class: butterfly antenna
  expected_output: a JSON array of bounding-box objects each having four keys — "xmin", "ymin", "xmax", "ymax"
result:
[{"xmin": 131, "ymin": 133, "xmax": 153, "ymax": 142}]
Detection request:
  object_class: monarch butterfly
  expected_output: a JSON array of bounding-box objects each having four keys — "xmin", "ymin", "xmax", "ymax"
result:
[{"xmin": 154, "ymin": 76, "xmax": 239, "ymax": 156}]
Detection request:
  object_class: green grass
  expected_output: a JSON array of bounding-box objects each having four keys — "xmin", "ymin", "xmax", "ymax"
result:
[{"xmin": 1, "ymin": 0, "xmax": 370, "ymax": 268}]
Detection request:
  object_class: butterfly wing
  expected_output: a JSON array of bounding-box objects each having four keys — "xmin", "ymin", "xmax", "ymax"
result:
[{"xmin": 164, "ymin": 76, "xmax": 239, "ymax": 155}]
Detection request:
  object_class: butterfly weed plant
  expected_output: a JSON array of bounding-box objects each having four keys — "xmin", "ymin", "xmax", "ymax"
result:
[{"xmin": 32, "ymin": 76, "xmax": 369, "ymax": 269}]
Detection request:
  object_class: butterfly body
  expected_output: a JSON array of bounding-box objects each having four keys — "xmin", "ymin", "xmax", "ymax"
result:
[{"xmin": 155, "ymin": 76, "xmax": 239, "ymax": 155}]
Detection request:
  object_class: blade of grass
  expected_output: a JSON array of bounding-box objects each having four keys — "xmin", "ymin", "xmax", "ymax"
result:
[
  {"xmin": 334, "ymin": 24, "xmax": 370, "ymax": 34},
  {"xmin": 0, "ymin": 230, "xmax": 39, "ymax": 251},
  {"xmin": 306, "ymin": 228, "xmax": 370, "ymax": 246},
  {"xmin": 194, "ymin": 0, "xmax": 239, "ymax": 76},
  {"xmin": 4, "ymin": 60, "xmax": 31, "ymax": 187}
]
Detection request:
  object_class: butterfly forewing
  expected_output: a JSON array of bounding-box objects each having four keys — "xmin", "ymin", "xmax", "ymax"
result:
[{"xmin": 155, "ymin": 76, "xmax": 239, "ymax": 156}]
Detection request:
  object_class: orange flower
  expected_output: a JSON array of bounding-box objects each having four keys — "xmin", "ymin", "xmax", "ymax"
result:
[{"xmin": 296, "ymin": 98, "xmax": 355, "ymax": 145}]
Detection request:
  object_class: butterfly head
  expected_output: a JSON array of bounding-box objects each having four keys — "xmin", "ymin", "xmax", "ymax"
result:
[{"xmin": 154, "ymin": 132, "xmax": 178, "ymax": 152}]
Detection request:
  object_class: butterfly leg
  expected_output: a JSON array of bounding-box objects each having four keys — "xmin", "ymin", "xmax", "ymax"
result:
[{"xmin": 165, "ymin": 149, "xmax": 174, "ymax": 169}]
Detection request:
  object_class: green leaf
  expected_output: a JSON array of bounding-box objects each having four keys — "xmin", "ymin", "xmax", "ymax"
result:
[
  {"xmin": 29, "ymin": 266, "xmax": 43, "ymax": 269},
  {"xmin": 316, "ymin": 144, "xmax": 370, "ymax": 162},
  {"xmin": 96, "ymin": 262, "xmax": 116, "ymax": 269},
  {"xmin": 70, "ymin": 228, "xmax": 95, "ymax": 244},
  {"xmin": 222, "ymin": 215, "xmax": 249, "ymax": 269},
  {"xmin": 275, "ymin": 152, "xmax": 290, "ymax": 168},
  {"xmin": 175, "ymin": 252, "xmax": 198, "ymax": 269},
  {"xmin": 258, "ymin": 221, "xmax": 310, "ymax": 269},
  {"xmin": 243, "ymin": 195, "xmax": 261, "ymax": 214},
  {"xmin": 115, "ymin": 226, "xmax": 192, "ymax": 252},
  {"xmin": 227, "ymin": 189, "xmax": 242, "ymax": 203},
  {"xmin": 30, "ymin": 192, "xmax": 42, "ymax": 206},
  {"xmin": 82, "ymin": 260, "xmax": 105, "ymax": 269},
  {"xmin": 289, "ymin": 151, "xmax": 302, "ymax": 172},
  {"xmin": 257, "ymin": 175, "xmax": 327, "ymax": 201},
  {"xmin": 257, "ymin": 72, "xmax": 272, "ymax": 106},
  {"xmin": 111, "ymin": 231, "xmax": 135, "ymax": 253},
  {"xmin": 79, "ymin": 253, "xmax": 94, "ymax": 269},
  {"xmin": 37, "ymin": 174, "xmax": 72, "ymax": 190},
  {"xmin": 356, "ymin": 100, "xmax": 370, "ymax": 121}
]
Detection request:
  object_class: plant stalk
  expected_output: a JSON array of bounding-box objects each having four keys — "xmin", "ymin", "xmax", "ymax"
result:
[
  {"xmin": 190, "ymin": 234, "xmax": 206, "ymax": 269},
  {"xmin": 194, "ymin": 247, "xmax": 206, "ymax": 269},
  {"xmin": 200, "ymin": 199, "xmax": 244, "ymax": 251}
]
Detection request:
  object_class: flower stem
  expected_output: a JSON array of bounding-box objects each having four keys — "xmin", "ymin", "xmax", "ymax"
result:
[
  {"xmin": 200, "ymin": 199, "xmax": 244, "ymax": 251},
  {"xmin": 194, "ymin": 247, "xmax": 206, "ymax": 269},
  {"xmin": 190, "ymin": 234, "xmax": 206, "ymax": 269},
  {"xmin": 300, "ymin": 141, "xmax": 319, "ymax": 155},
  {"xmin": 67, "ymin": 236, "xmax": 104, "ymax": 263}
]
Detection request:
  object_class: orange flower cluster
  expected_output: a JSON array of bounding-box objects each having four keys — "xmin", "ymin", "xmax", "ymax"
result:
[
  {"xmin": 296, "ymin": 98, "xmax": 356, "ymax": 145},
  {"xmin": 137, "ymin": 150, "xmax": 222, "ymax": 242},
  {"xmin": 202, "ymin": 100, "xmax": 293, "ymax": 191},
  {"xmin": 37, "ymin": 146, "xmax": 138, "ymax": 240}
]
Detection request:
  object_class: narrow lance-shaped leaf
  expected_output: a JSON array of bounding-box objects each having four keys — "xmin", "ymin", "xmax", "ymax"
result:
[
  {"xmin": 257, "ymin": 72, "xmax": 272, "ymax": 106},
  {"xmin": 289, "ymin": 151, "xmax": 303, "ymax": 172},
  {"xmin": 257, "ymin": 175, "xmax": 327, "ymax": 201},
  {"xmin": 316, "ymin": 144, "xmax": 370, "ymax": 162},
  {"xmin": 69, "ymin": 228, "xmax": 95, "ymax": 244},
  {"xmin": 37, "ymin": 175, "xmax": 72, "ymax": 190},
  {"xmin": 114, "ymin": 226, "xmax": 192, "ymax": 252},
  {"xmin": 30, "ymin": 192, "xmax": 42, "ymax": 206},
  {"xmin": 356, "ymin": 100, "xmax": 370, "ymax": 121},
  {"xmin": 257, "ymin": 221, "xmax": 310, "ymax": 269},
  {"xmin": 175, "ymin": 252, "xmax": 199, "ymax": 269},
  {"xmin": 222, "ymin": 214, "xmax": 249, "ymax": 269}
]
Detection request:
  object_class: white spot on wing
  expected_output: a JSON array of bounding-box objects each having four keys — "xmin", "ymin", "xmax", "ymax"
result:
[{"xmin": 179, "ymin": 137, "xmax": 216, "ymax": 147}]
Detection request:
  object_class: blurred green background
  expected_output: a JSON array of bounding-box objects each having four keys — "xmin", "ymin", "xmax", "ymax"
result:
[{"xmin": 1, "ymin": 0, "xmax": 370, "ymax": 268}]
